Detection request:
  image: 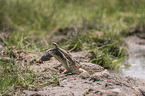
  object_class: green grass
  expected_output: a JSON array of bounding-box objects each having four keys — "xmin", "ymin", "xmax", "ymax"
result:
[
  {"xmin": 0, "ymin": 54, "xmax": 59, "ymax": 95},
  {"xmin": 0, "ymin": 0, "xmax": 145, "ymax": 95}
]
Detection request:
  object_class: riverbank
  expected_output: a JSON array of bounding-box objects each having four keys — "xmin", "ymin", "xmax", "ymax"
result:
[
  {"xmin": 1, "ymin": 38, "xmax": 145, "ymax": 95},
  {"xmin": 1, "ymin": 44, "xmax": 145, "ymax": 95}
]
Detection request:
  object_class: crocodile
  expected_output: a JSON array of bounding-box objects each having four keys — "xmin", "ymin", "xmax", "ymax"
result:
[{"xmin": 40, "ymin": 42, "xmax": 104, "ymax": 74}]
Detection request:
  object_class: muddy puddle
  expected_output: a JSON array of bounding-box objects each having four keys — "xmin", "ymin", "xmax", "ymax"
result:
[{"xmin": 111, "ymin": 36, "xmax": 145, "ymax": 79}]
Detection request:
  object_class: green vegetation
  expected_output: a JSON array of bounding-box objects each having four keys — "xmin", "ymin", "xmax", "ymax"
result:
[
  {"xmin": 0, "ymin": 0, "xmax": 145, "ymax": 95},
  {"xmin": 0, "ymin": 47, "xmax": 59, "ymax": 95}
]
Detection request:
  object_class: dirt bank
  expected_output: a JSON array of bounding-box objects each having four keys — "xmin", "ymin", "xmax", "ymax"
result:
[
  {"xmin": 22, "ymin": 52, "xmax": 145, "ymax": 96},
  {"xmin": 23, "ymin": 74, "xmax": 145, "ymax": 96}
]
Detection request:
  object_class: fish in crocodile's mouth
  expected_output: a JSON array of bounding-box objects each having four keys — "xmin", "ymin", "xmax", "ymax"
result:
[{"xmin": 40, "ymin": 48, "xmax": 63, "ymax": 61}]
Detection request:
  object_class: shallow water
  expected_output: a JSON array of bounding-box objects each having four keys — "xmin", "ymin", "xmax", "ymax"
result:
[
  {"xmin": 111, "ymin": 36, "xmax": 145, "ymax": 79},
  {"xmin": 111, "ymin": 53, "xmax": 145, "ymax": 79}
]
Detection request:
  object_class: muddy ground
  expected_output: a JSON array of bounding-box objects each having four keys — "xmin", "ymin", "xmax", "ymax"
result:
[{"xmin": 1, "ymin": 30, "xmax": 145, "ymax": 96}]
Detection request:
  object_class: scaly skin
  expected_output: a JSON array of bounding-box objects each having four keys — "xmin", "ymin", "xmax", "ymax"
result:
[{"xmin": 40, "ymin": 42, "xmax": 104, "ymax": 74}]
